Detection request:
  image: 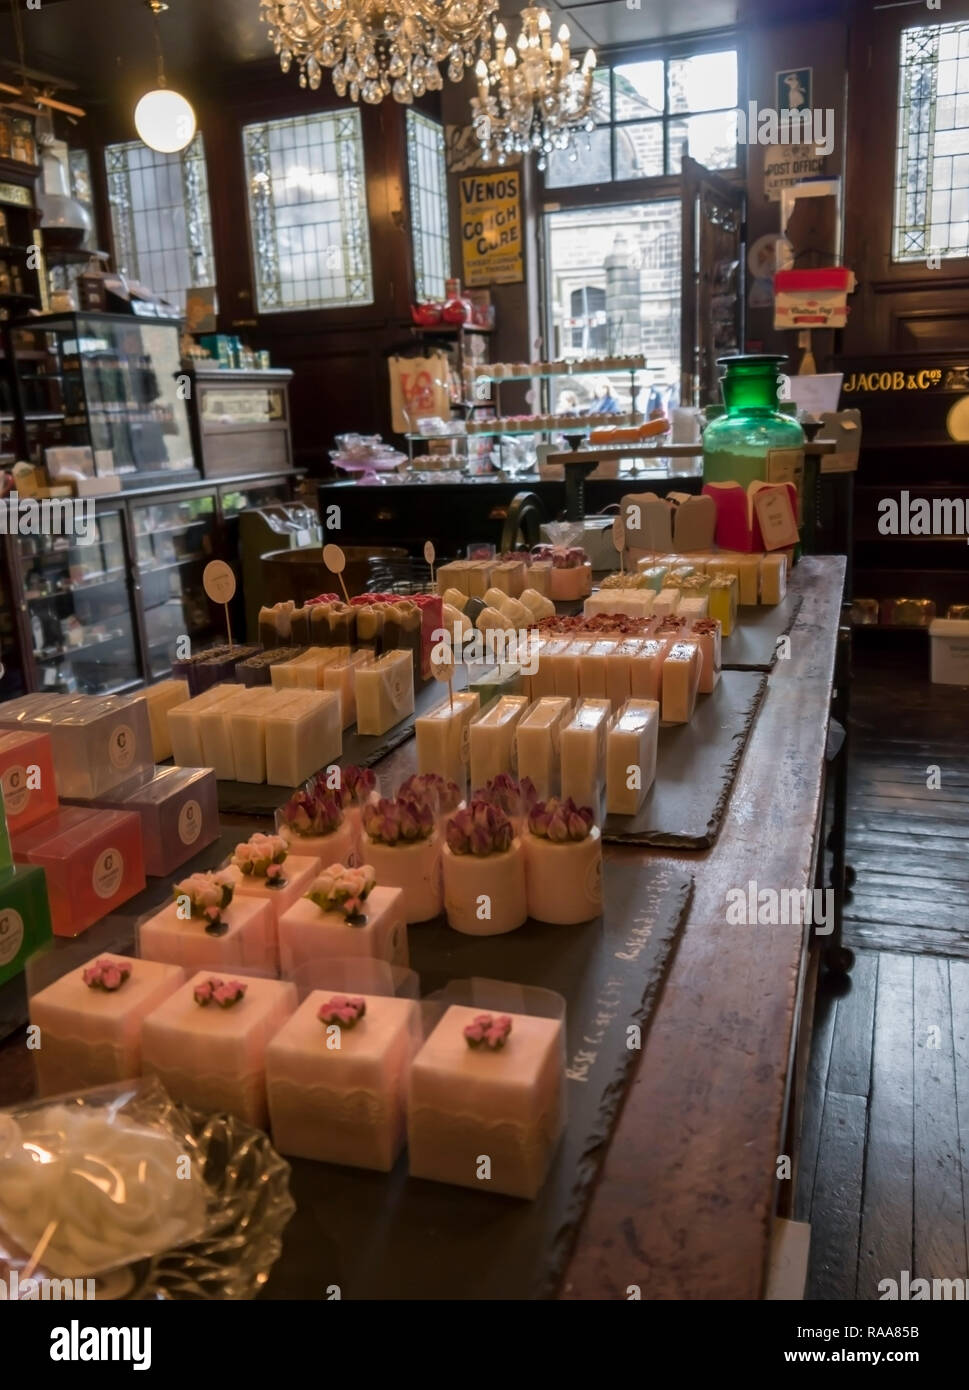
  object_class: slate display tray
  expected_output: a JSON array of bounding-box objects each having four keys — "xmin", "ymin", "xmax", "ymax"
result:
[
  {"xmin": 721, "ymin": 594, "xmax": 803, "ymax": 671},
  {"xmin": 602, "ymin": 668, "xmax": 768, "ymax": 849},
  {"xmin": 216, "ymin": 673, "xmax": 468, "ymax": 818},
  {"xmin": 261, "ymin": 859, "xmax": 694, "ymax": 1301}
]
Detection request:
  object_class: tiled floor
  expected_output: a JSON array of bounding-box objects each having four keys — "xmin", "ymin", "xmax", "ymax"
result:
[{"xmin": 797, "ymin": 637, "xmax": 969, "ymax": 1298}]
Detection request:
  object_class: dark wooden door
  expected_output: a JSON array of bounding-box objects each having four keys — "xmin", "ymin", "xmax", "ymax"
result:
[{"xmin": 680, "ymin": 154, "xmax": 746, "ymax": 407}]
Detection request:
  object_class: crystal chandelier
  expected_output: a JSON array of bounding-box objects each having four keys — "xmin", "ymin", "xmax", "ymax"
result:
[
  {"xmin": 472, "ymin": 7, "xmax": 598, "ymax": 169},
  {"xmin": 260, "ymin": 0, "xmax": 498, "ymax": 105}
]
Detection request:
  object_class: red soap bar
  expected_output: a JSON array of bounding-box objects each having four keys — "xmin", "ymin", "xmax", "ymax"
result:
[
  {"xmin": 0, "ymin": 730, "xmax": 58, "ymax": 834},
  {"xmin": 13, "ymin": 807, "xmax": 145, "ymax": 937}
]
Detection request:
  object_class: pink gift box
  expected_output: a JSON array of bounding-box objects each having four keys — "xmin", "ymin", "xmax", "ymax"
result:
[
  {"xmin": 278, "ymin": 884, "xmax": 408, "ymax": 977},
  {"xmin": 408, "ymin": 1004, "xmax": 566, "ymax": 1199},
  {"xmin": 30, "ymin": 952, "xmax": 185, "ymax": 1096},
  {"xmin": 266, "ymin": 991, "xmax": 422, "ymax": 1170},
  {"xmin": 139, "ymin": 894, "xmax": 278, "ymax": 976},
  {"xmin": 142, "ymin": 973, "xmax": 298, "ymax": 1127}
]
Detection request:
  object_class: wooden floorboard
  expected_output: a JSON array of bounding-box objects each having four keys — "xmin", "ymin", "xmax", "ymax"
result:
[{"xmin": 804, "ymin": 643, "xmax": 969, "ymax": 1297}]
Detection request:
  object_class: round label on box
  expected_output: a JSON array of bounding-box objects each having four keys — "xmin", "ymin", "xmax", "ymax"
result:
[
  {"xmin": 108, "ymin": 725, "xmax": 136, "ymax": 771},
  {"xmin": 0, "ymin": 908, "xmax": 24, "ymax": 967},
  {"xmin": 178, "ymin": 799, "xmax": 203, "ymax": 847},
  {"xmin": 93, "ymin": 848, "xmax": 125, "ymax": 900},
  {"xmin": 1, "ymin": 764, "xmax": 30, "ymax": 817}
]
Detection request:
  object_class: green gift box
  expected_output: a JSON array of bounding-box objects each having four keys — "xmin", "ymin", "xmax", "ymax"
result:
[{"xmin": 0, "ymin": 864, "xmax": 53, "ymax": 988}]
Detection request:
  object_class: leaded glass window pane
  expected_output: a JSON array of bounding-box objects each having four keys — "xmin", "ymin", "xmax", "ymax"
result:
[
  {"xmin": 104, "ymin": 136, "xmax": 215, "ymax": 311},
  {"xmin": 407, "ymin": 110, "xmax": 451, "ymax": 302},
  {"xmin": 243, "ymin": 110, "xmax": 374, "ymax": 313},
  {"xmin": 894, "ymin": 21, "xmax": 969, "ymax": 261}
]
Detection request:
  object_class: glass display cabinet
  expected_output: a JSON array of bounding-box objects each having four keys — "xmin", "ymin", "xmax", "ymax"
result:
[
  {"xmin": 7, "ymin": 311, "xmax": 195, "ymax": 480},
  {"xmin": 131, "ymin": 495, "xmax": 217, "ymax": 680}
]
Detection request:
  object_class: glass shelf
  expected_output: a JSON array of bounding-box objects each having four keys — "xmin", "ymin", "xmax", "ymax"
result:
[
  {"xmin": 132, "ymin": 496, "xmax": 217, "ymax": 678},
  {"xmin": 471, "ymin": 361, "xmax": 652, "ymax": 385}
]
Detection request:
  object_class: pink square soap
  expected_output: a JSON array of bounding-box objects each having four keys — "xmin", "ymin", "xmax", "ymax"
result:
[
  {"xmin": 407, "ymin": 1004, "xmax": 565, "ymax": 1199},
  {"xmin": 142, "ymin": 973, "xmax": 298, "ymax": 1127},
  {"xmin": 278, "ymin": 884, "xmax": 408, "ymax": 977},
  {"xmin": 139, "ymin": 894, "xmax": 277, "ymax": 976},
  {"xmin": 0, "ymin": 730, "xmax": 57, "ymax": 834},
  {"xmin": 229, "ymin": 854, "xmax": 320, "ymax": 931},
  {"xmin": 266, "ymin": 991, "xmax": 422, "ymax": 1170},
  {"xmin": 30, "ymin": 952, "xmax": 185, "ymax": 1097},
  {"xmin": 13, "ymin": 807, "xmax": 146, "ymax": 937}
]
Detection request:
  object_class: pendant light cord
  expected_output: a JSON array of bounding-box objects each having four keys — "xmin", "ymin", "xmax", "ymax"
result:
[{"xmin": 145, "ymin": 0, "xmax": 169, "ymax": 89}]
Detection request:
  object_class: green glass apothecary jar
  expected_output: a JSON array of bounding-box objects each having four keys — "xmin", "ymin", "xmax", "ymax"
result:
[{"xmin": 702, "ymin": 355, "xmax": 805, "ymax": 494}]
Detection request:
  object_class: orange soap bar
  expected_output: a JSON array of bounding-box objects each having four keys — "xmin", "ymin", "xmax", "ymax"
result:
[
  {"xmin": 13, "ymin": 807, "xmax": 146, "ymax": 937},
  {"xmin": 0, "ymin": 730, "xmax": 57, "ymax": 834}
]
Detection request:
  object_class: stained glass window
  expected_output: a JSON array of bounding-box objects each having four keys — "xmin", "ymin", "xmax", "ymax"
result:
[
  {"xmin": 243, "ymin": 110, "xmax": 373, "ymax": 313},
  {"xmin": 104, "ymin": 136, "xmax": 215, "ymax": 311},
  {"xmin": 407, "ymin": 110, "xmax": 451, "ymax": 301},
  {"xmin": 894, "ymin": 21, "xmax": 969, "ymax": 261}
]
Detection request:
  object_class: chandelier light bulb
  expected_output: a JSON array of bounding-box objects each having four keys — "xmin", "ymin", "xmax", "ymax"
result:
[
  {"xmin": 557, "ymin": 24, "xmax": 569, "ymax": 42},
  {"xmin": 551, "ymin": 41, "xmax": 563, "ymax": 63},
  {"xmin": 475, "ymin": 58, "xmax": 488, "ymax": 79},
  {"xmin": 504, "ymin": 47, "xmax": 517, "ymax": 68},
  {"xmin": 538, "ymin": 9, "xmax": 551, "ymax": 29},
  {"xmin": 134, "ymin": 86, "xmax": 196, "ymax": 153},
  {"xmin": 494, "ymin": 21, "xmax": 506, "ymax": 41}
]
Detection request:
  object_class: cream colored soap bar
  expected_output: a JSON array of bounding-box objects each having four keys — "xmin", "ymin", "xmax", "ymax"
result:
[
  {"xmin": 578, "ymin": 639, "xmax": 618, "ymax": 699},
  {"xmin": 760, "ymin": 553, "xmax": 787, "ymax": 605},
  {"xmin": 436, "ymin": 562, "xmax": 473, "ymax": 596},
  {"xmin": 200, "ymin": 687, "xmax": 262, "ymax": 779},
  {"xmin": 561, "ymin": 698, "xmax": 611, "ymax": 810},
  {"xmin": 168, "ymin": 684, "xmax": 247, "ymax": 770},
  {"xmin": 677, "ymin": 594, "xmax": 709, "ymax": 621},
  {"xmin": 652, "ymin": 588, "xmax": 681, "ymax": 618},
  {"xmin": 552, "ymin": 639, "xmax": 593, "ymax": 702},
  {"xmin": 606, "ymin": 698, "xmax": 659, "ymax": 816},
  {"xmin": 415, "ymin": 691, "xmax": 480, "ymax": 788},
  {"xmin": 604, "ymin": 639, "xmax": 643, "ymax": 709},
  {"xmin": 228, "ymin": 691, "xmax": 284, "ymax": 785},
  {"xmin": 515, "ymin": 696, "xmax": 572, "ymax": 798},
  {"xmin": 629, "ymin": 639, "xmax": 669, "ymax": 702},
  {"xmin": 735, "ymin": 555, "xmax": 760, "ymax": 606},
  {"xmin": 141, "ymin": 679, "xmax": 189, "ymax": 762},
  {"xmin": 530, "ymin": 638, "xmax": 570, "ymax": 700},
  {"xmin": 689, "ymin": 620, "xmax": 722, "ymax": 694},
  {"xmin": 519, "ymin": 588, "xmax": 555, "ymax": 620},
  {"xmin": 469, "ymin": 694, "xmax": 529, "ymax": 789},
  {"xmin": 661, "ymin": 641, "xmax": 702, "ymax": 724},
  {"xmin": 265, "ymin": 690, "xmax": 342, "ymax": 786},
  {"xmin": 354, "ymin": 650, "xmax": 415, "ymax": 736},
  {"xmin": 323, "ymin": 650, "xmax": 373, "ymax": 728}
]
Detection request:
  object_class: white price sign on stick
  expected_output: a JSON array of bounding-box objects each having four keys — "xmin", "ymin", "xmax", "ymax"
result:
[{"xmin": 203, "ymin": 561, "xmax": 238, "ymax": 647}]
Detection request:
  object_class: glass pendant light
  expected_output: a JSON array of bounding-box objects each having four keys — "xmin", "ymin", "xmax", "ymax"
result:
[{"xmin": 134, "ymin": 0, "xmax": 196, "ymax": 154}]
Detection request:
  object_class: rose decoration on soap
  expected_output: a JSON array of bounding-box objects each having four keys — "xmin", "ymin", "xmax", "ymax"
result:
[
  {"xmin": 474, "ymin": 772, "xmax": 538, "ymax": 821},
  {"xmin": 82, "ymin": 959, "xmax": 131, "ymax": 993},
  {"xmin": 334, "ymin": 764, "xmax": 378, "ymax": 808},
  {"xmin": 317, "ymin": 994, "xmax": 366, "ymax": 1029},
  {"xmin": 194, "ymin": 977, "xmax": 247, "ymax": 1009},
  {"xmin": 464, "ymin": 1013, "xmax": 512, "ymax": 1050},
  {"xmin": 399, "ymin": 772, "xmax": 462, "ymax": 817},
  {"xmin": 445, "ymin": 800, "xmax": 514, "ymax": 857},
  {"xmin": 279, "ymin": 788, "xmax": 344, "ymax": 839},
  {"xmin": 305, "ymin": 863, "xmax": 377, "ymax": 922},
  {"xmin": 174, "ymin": 870, "xmax": 235, "ymax": 936},
  {"xmin": 362, "ymin": 795, "xmax": 435, "ymax": 846},
  {"xmin": 530, "ymin": 543, "xmax": 589, "ymax": 570},
  {"xmin": 232, "ymin": 833, "xmax": 289, "ymax": 885},
  {"xmin": 528, "ymin": 796, "xmax": 595, "ymax": 843}
]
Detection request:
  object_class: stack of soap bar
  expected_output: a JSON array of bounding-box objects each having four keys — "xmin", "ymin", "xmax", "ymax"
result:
[
  {"xmin": 652, "ymin": 589, "xmax": 681, "ymax": 618},
  {"xmin": 735, "ymin": 555, "xmax": 760, "ymax": 606},
  {"xmin": 168, "ymin": 684, "xmax": 244, "ymax": 769},
  {"xmin": 0, "ymin": 862, "xmax": 53, "ymax": 988},
  {"xmin": 515, "ymin": 697, "xmax": 572, "ymax": 798},
  {"xmin": 265, "ymin": 690, "xmax": 342, "ymax": 787},
  {"xmin": 29, "ymin": 695, "xmax": 153, "ymax": 801},
  {"xmin": 606, "ymin": 699, "xmax": 659, "ymax": 815},
  {"xmin": 629, "ymin": 639, "xmax": 668, "ymax": 702},
  {"xmin": 259, "ymin": 601, "xmax": 296, "ymax": 649},
  {"xmin": 139, "ymin": 886, "xmax": 276, "ymax": 975},
  {"xmin": 469, "ymin": 695, "xmax": 529, "ymax": 789},
  {"xmin": 662, "ymin": 641, "xmax": 702, "ymax": 723},
  {"xmin": 0, "ymin": 730, "xmax": 57, "ymax": 834},
  {"xmin": 94, "ymin": 767, "xmax": 219, "ymax": 877},
  {"xmin": 172, "ymin": 645, "xmax": 233, "ymax": 696},
  {"xmin": 278, "ymin": 884, "xmax": 408, "ymax": 976},
  {"xmin": 677, "ymin": 595, "xmax": 709, "ymax": 621},
  {"xmin": 605, "ymin": 639, "xmax": 646, "ymax": 709},
  {"xmin": 578, "ymin": 639, "xmax": 616, "ymax": 699},
  {"xmin": 355, "ymin": 651, "xmax": 415, "ymax": 736},
  {"xmin": 491, "ymin": 559, "xmax": 527, "ymax": 596},
  {"xmin": 13, "ymin": 807, "xmax": 146, "ymax": 937},
  {"xmin": 142, "ymin": 973, "xmax": 298, "ymax": 1127},
  {"xmin": 760, "ymin": 553, "xmax": 787, "ymax": 605},
  {"xmin": 528, "ymin": 638, "xmax": 570, "ymax": 700},
  {"xmin": 407, "ymin": 1003, "xmax": 565, "ymax": 1199},
  {"xmin": 415, "ymin": 692, "xmax": 480, "ymax": 789},
  {"xmin": 561, "ymin": 699, "xmax": 611, "ymax": 809},
  {"xmin": 552, "ymin": 638, "xmax": 594, "ymax": 701},
  {"xmin": 199, "ymin": 686, "xmax": 259, "ymax": 778},
  {"xmin": 323, "ymin": 650, "xmax": 373, "ymax": 728},
  {"xmin": 31, "ymin": 953, "xmax": 185, "ymax": 1097},
  {"xmin": 270, "ymin": 647, "xmax": 340, "ymax": 690},
  {"xmin": 196, "ymin": 645, "xmax": 261, "ymax": 691},
  {"xmin": 226, "ymin": 692, "xmax": 279, "ymax": 785},
  {"xmin": 708, "ymin": 575, "xmax": 738, "ymax": 636},
  {"xmin": 138, "ymin": 679, "xmax": 190, "ymax": 762},
  {"xmin": 267, "ymin": 991, "xmax": 422, "ymax": 1171}
]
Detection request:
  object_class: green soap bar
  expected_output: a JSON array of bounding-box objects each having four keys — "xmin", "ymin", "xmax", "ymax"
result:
[
  {"xmin": 0, "ymin": 863, "xmax": 53, "ymax": 988},
  {"xmin": 468, "ymin": 664, "xmax": 524, "ymax": 703},
  {"xmin": 0, "ymin": 785, "xmax": 11, "ymax": 876},
  {"xmin": 638, "ymin": 566, "xmax": 668, "ymax": 592}
]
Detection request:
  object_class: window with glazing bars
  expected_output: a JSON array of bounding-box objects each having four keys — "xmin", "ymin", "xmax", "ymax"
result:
[
  {"xmin": 104, "ymin": 136, "xmax": 215, "ymax": 311},
  {"xmin": 407, "ymin": 110, "xmax": 451, "ymax": 301},
  {"xmin": 894, "ymin": 21, "xmax": 969, "ymax": 261},
  {"xmin": 243, "ymin": 110, "xmax": 374, "ymax": 312}
]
